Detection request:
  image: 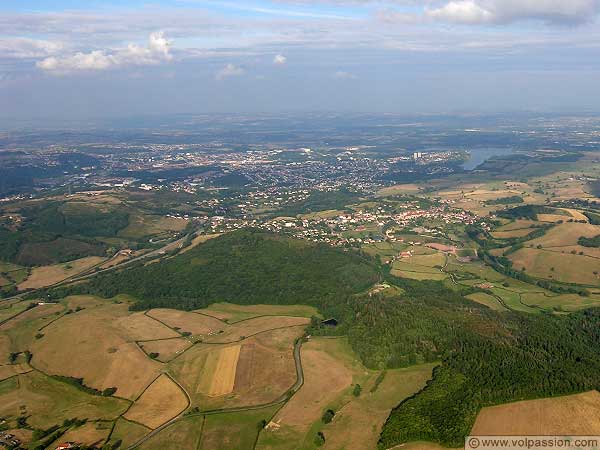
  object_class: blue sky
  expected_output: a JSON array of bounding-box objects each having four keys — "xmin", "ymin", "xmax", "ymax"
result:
[{"xmin": 2, "ymin": 0, "xmax": 600, "ymax": 122}]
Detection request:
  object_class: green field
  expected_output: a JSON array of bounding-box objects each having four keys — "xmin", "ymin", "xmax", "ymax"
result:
[
  {"xmin": 200, "ymin": 407, "xmax": 279, "ymax": 450},
  {"xmin": 200, "ymin": 302, "xmax": 319, "ymax": 323},
  {"xmin": 0, "ymin": 371, "xmax": 129, "ymax": 430},
  {"xmin": 138, "ymin": 415, "xmax": 204, "ymax": 450},
  {"xmin": 465, "ymin": 292, "xmax": 508, "ymax": 311},
  {"xmin": 107, "ymin": 417, "xmax": 151, "ymax": 449}
]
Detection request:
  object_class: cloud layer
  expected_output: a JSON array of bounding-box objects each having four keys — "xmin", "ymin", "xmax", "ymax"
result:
[
  {"xmin": 216, "ymin": 63, "xmax": 245, "ymax": 80},
  {"xmin": 2, "ymin": 1, "xmax": 600, "ymax": 121},
  {"xmin": 36, "ymin": 31, "xmax": 172, "ymax": 74},
  {"xmin": 426, "ymin": 0, "xmax": 600, "ymax": 25}
]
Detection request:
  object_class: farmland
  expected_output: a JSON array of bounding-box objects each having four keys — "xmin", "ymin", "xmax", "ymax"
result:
[
  {"xmin": 200, "ymin": 303, "xmax": 318, "ymax": 323},
  {"xmin": 0, "ymin": 294, "xmax": 316, "ymax": 448},
  {"xmin": 196, "ymin": 345, "xmax": 241, "ymax": 396},
  {"xmin": 256, "ymin": 338, "xmax": 356, "ymax": 450},
  {"xmin": 18, "ymin": 256, "xmax": 106, "ymax": 290},
  {"xmin": 169, "ymin": 325, "xmax": 303, "ymax": 410},
  {"xmin": 319, "ymin": 364, "xmax": 436, "ymax": 450},
  {"xmin": 124, "ymin": 374, "xmax": 189, "ymax": 429},
  {"xmin": 0, "ymin": 371, "xmax": 129, "ymax": 429},
  {"xmin": 471, "ymin": 391, "xmax": 600, "ymax": 435},
  {"xmin": 508, "ymin": 248, "xmax": 599, "ymax": 285}
]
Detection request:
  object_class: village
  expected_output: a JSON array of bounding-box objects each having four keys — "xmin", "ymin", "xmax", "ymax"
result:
[{"xmin": 200, "ymin": 201, "xmax": 483, "ymax": 249}]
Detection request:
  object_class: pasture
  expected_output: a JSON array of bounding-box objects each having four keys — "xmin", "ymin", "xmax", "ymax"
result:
[
  {"xmin": 491, "ymin": 228, "xmax": 536, "ymax": 239},
  {"xmin": 0, "ymin": 363, "xmax": 30, "ymax": 382},
  {"xmin": 471, "ymin": 391, "xmax": 600, "ymax": 435},
  {"xmin": 180, "ymin": 233, "xmax": 221, "ymax": 253},
  {"xmin": 1, "ymin": 303, "xmax": 66, "ymax": 357},
  {"xmin": 519, "ymin": 292, "xmax": 600, "ymax": 312},
  {"xmin": 202, "ymin": 315, "xmax": 310, "ymax": 343},
  {"xmin": 256, "ymin": 337, "xmax": 356, "ymax": 450},
  {"xmin": 465, "ymin": 293, "xmax": 508, "ymax": 311},
  {"xmin": 199, "ymin": 302, "xmax": 318, "ymax": 323},
  {"xmin": 118, "ymin": 213, "xmax": 188, "ymax": 239},
  {"xmin": 391, "ymin": 270, "xmax": 447, "ymax": 281},
  {"xmin": 553, "ymin": 244, "xmax": 600, "ymax": 259},
  {"xmin": 147, "ymin": 308, "xmax": 225, "ymax": 337},
  {"xmin": 495, "ymin": 219, "xmax": 541, "ymax": 231},
  {"xmin": 445, "ymin": 258, "xmax": 507, "ymax": 283},
  {"xmin": 407, "ymin": 252, "xmax": 446, "ymax": 267},
  {"xmin": 488, "ymin": 287, "xmax": 541, "ymax": 314},
  {"xmin": 391, "ymin": 257, "xmax": 447, "ymax": 281},
  {"xmin": 508, "ymin": 248, "xmax": 599, "ymax": 285},
  {"xmin": 108, "ymin": 418, "xmax": 151, "ymax": 449},
  {"xmin": 169, "ymin": 326, "xmax": 303, "ymax": 410},
  {"xmin": 124, "ymin": 374, "xmax": 189, "ymax": 429},
  {"xmin": 116, "ymin": 311, "xmax": 180, "ymax": 341},
  {"xmin": 537, "ymin": 213, "xmax": 571, "ymax": 223},
  {"xmin": 377, "ymin": 184, "xmax": 422, "ymax": 196},
  {"xmin": 47, "ymin": 422, "xmax": 111, "ymax": 448},
  {"xmin": 18, "ymin": 256, "xmax": 105, "ymax": 290},
  {"xmin": 31, "ymin": 302, "xmax": 164, "ymax": 400},
  {"xmin": 320, "ymin": 363, "xmax": 436, "ymax": 450},
  {"xmin": 199, "ymin": 407, "xmax": 279, "ymax": 450},
  {"xmin": 0, "ymin": 371, "xmax": 128, "ymax": 430},
  {"xmin": 300, "ymin": 209, "xmax": 345, "ymax": 220},
  {"xmin": 138, "ymin": 415, "xmax": 204, "ymax": 450},
  {"xmin": 139, "ymin": 337, "xmax": 192, "ymax": 362},
  {"xmin": 0, "ymin": 299, "xmax": 33, "ymax": 323},
  {"xmin": 527, "ymin": 222, "xmax": 599, "ymax": 247}
]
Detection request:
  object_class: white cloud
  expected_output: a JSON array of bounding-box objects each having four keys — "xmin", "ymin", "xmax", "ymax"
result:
[
  {"xmin": 36, "ymin": 31, "xmax": 172, "ymax": 74},
  {"xmin": 0, "ymin": 38, "xmax": 63, "ymax": 59},
  {"xmin": 427, "ymin": 0, "xmax": 600, "ymax": 25},
  {"xmin": 216, "ymin": 63, "xmax": 245, "ymax": 80},
  {"xmin": 427, "ymin": 1, "xmax": 492, "ymax": 24},
  {"xmin": 333, "ymin": 70, "xmax": 357, "ymax": 79},
  {"xmin": 273, "ymin": 54, "xmax": 287, "ymax": 65},
  {"xmin": 375, "ymin": 9, "xmax": 422, "ymax": 24}
]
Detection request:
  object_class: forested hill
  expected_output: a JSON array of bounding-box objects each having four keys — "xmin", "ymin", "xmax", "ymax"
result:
[{"xmin": 56, "ymin": 230, "xmax": 380, "ymax": 310}]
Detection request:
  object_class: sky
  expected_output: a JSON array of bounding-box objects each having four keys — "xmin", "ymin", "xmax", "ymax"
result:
[{"xmin": 2, "ymin": 0, "xmax": 600, "ymax": 123}]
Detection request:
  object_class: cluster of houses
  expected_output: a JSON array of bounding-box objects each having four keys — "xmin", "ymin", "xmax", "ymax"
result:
[
  {"xmin": 0, "ymin": 431, "xmax": 21, "ymax": 449},
  {"xmin": 200, "ymin": 201, "xmax": 481, "ymax": 250}
]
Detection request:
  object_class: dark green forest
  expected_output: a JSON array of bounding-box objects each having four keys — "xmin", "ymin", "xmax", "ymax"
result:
[
  {"xmin": 49, "ymin": 230, "xmax": 600, "ymax": 448},
  {"xmin": 496, "ymin": 204, "xmax": 556, "ymax": 220},
  {"xmin": 52, "ymin": 230, "xmax": 380, "ymax": 310},
  {"xmin": 578, "ymin": 235, "xmax": 600, "ymax": 247},
  {"xmin": 378, "ymin": 306, "xmax": 600, "ymax": 447},
  {"xmin": 275, "ymin": 189, "xmax": 362, "ymax": 217},
  {"xmin": 485, "ymin": 195, "xmax": 524, "ymax": 205},
  {"xmin": 0, "ymin": 201, "xmax": 129, "ymax": 265}
]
